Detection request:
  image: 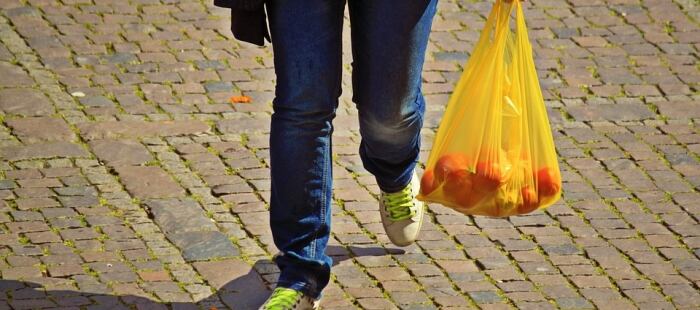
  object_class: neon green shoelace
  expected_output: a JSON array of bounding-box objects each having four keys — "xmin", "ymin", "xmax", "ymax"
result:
[
  {"xmin": 264, "ymin": 288, "xmax": 302, "ymax": 309},
  {"xmin": 383, "ymin": 186, "xmax": 416, "ymax": 221}
]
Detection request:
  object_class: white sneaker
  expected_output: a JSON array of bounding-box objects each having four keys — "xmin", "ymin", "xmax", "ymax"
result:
[
  {"xmin": 379, "ymin": 171, "xmax": 425, "ymax": 247},
  {"xmin": 259, "ymin": 287, "xmax": 319, "ymax": 310}
]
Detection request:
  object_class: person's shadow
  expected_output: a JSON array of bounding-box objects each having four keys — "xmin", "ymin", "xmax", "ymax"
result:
[{"xmin": 0, "ymin": 245, "xmax": 405, "ymax": 309}]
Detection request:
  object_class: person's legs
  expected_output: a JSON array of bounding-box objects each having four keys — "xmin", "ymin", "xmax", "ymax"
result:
[
  {"xmin": 266, "ymin": 0, "xmax": 345, "ymax": 299},
  {"xmin": 349, "ymin": 0, "xmax": 438, "ymax": 193}
]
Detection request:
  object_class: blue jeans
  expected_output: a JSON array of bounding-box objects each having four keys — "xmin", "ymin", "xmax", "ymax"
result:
[{"xmin": 267, "ymin": 0, "xmax": 437, "ymax": 299}]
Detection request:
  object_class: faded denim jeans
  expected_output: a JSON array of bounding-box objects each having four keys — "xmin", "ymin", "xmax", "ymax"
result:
[{"xmin": 266, "ymin": 0, "xmax": 438, "ymax": 299}]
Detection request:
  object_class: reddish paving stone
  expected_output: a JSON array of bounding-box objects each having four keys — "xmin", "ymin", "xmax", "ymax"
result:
[
  {"xmin": 192, "ymin": 259, "xmax": 256, "ymax": 289},
  {"xmin": 0, "ymin": 233, "xmax": 19, "ymax": 246},
  {"xmin": 0, "ymin": 142, "xmax": 89, "ymax": 161},
  {"xmin": 366, "ymin": 267, "xmax": 412, "ymax": 282},
  {"xmin": 48, "ymin": 264, "xmax": 85, "ymax": 278},
  {"xmin": 6, "ymin": 255, "xmax": 39, "ymax": 267},
  {"xmin": 0, "ymin": 62, "xmax": 34, "ymax": 87},
  {"xmin": 356, "ymin": 298, "xmax": 399, "ymax": 309},
  {"xmin": 89, "ymin": 139, "xmax": 153, "ymax": 166},
  {"xmin": 381, "ymin": 280, "xmax": 421, "ymax": 292},
  {"xmin": 24, "ymin": 231, "xmax": 61, "ymax": 243},
  {"xmin": 1, "ymin": 266, "xmax": 43, "ymax": 279},
  {"xmin": 573, "ymin": 36, "xmax": 609, "ymax": 47},
  {"xmin": 193, "ymin": 259, "xmax": 270, "ymax": 308},
  {"xmin": 8, "ymin": 299, "xmax": 56, "ymax": 309},
  {"xmin": 7, "ymin": 117, "xmax": 75, "ymax": 143},
  {"xmin": 345, "ymin": 287, "xmax": 384, "ymax": 298},
  {"xmin": 99, "ymin": 271, "xmax": 139, "ymax": 283},
  {"xmin": 77, "ymin": 120, "xmax": 211, "ymax": 140},
  {"xmin": 0, "ymin": 88, "xmax": 54, "ymax": 116},
  {"xmin": 114, "ymin": 166, "xmax": 185, "ymax": 199},
  {"xmin": 655, "ymin": 101, "xmax": 700, "ymax": 120},
  {"xmin": 6, "ymin": 221, "xmax": 50, "ymax": 233},
  {"xmin": 59, "ymin": 227, "xmax": 100, "ymax": 240},
  {"xmin": 80, "ymin": 251, "xmax": 121, "ymax": 263}
]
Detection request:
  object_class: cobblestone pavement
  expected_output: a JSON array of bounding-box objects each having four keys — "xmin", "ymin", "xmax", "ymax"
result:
[{"xmin": 0, "ymin": 0, "xmax": 698, "ymax": 309}]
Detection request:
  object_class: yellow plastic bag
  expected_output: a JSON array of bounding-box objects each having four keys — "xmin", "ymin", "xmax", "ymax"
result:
[{"xmin": 417, "ymin": 0, "xmax": 561, "ymax": 217}]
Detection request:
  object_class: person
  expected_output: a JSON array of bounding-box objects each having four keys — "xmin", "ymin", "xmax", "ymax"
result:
[{"xmin": 214, "ymin": 0, "xmax": 519, "ymax": 309}]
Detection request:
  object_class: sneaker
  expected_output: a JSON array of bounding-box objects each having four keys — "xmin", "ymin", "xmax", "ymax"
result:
[
  {"xmin": 259, "ymin": 287, "xmax": 319, "ymax": 310},
  {"xmin": 379, "ymin": 171, "xmax": 425, "ymax": 246}
]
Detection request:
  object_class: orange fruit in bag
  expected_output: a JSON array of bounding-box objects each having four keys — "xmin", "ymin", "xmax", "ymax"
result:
[
  {"xmin": 444, "ymin": 170, "xmax": 472, "ymax": 193},
  {"xmin": 447, "ymin": 173, "xmax": 480, "ymax": 209},
  {"xmin": 454, "ymin": 189, "xmax": 481, "ymax": 209},
  {"xmin": 435, "ymin": 153, "xmax": 470, "ymax": 184},
  {"xmin": 517, "ymin": 186, "xmax": 539, "ymax": 214},
  {"xmin": 473, "ymin": 161, "xmax": 505, "ymax": 192},
  {"xmin": 420, "ymin": 169, "xmax": 438, "ymax": 195},
  {"xmin": 536, "ymin": 167, "xmax": 560, "ymax": 197}
]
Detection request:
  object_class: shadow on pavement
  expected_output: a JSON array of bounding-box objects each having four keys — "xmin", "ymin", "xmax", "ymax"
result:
[{"xmin": 0, "ymin": 245, "xmax": 405, "ymax": 309}]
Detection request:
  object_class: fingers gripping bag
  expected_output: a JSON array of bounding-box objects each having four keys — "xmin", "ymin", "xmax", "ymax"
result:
[{"xmin": 417, "ymin": 0, "xmax": 561, "ymax": 217}]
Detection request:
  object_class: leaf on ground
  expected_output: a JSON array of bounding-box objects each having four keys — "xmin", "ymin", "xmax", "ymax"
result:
[{"xmin": 230, "ymin": 95, "xmax": 252, "ymax": 104}]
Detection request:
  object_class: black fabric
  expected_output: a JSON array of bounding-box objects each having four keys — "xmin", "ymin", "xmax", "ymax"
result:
[
  {"xmin": 213, "ymin": 0, "xmax": 270, "ymax": 46},
  {"xmin": 213, "ymin": 0, "xmax": 264, "ymax": 10}
]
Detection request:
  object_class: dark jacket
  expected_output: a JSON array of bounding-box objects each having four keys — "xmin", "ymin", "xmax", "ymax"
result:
[{"xmin": 213, "ymin": 0, "xmax": 269, "ymax": 46}]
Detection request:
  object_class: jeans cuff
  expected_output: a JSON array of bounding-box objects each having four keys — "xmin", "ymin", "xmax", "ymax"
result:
[
  {"xmin": 379, "ymin": 180, "xmax": 411, "ymax": 193},
  {"xmin": 276, "ymin": 280, "xmax": 322, "ymax": 300},
  {"xmin": 378, "ymin": 168, "xmax": 415, "ymax": 193}
]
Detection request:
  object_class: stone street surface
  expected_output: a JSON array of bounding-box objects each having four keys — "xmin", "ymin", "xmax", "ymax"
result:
[{"xmin": 0, "ymin": 0, "xmax": 699, "ymax": 309}]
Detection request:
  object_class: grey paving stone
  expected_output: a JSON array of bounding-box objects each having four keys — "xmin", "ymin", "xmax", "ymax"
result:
[
  {"xmin": 195, "ymin": 60, "xmax": 226, "ymax": 70},
  {"xmin": 54, "ymin": 186, "xmax": 98, "ymax": 197},
  {"xmin": 542, "ymin": 244, "xmax": 582, "ymax": 255},
  {"xmin": 5, "ymin": 6, "xmax": 41, "ymax": 17},
  {"xmin": 216, "ymin": 115, "xmax": 271, "ymax": 134},
  {"xmin": 79, "ymin": 96, "xmax": 114, "ymax": 107},
  {"xmin": 566, "ymin": 104, "xmax": 655, "ymax": 121},
  {"xmin": 104, "ymin": 52, "xmax": 137, "ymax": 64},
  {"xmin": 57, "ymin": 195, "xmax": 100, "ymax": 208},
  {"xmin": 468, "ymin": 291, "xmax": 503, "ymax": 304},
  {"xmin": 143, "ymin": 198, "xmax": 217, "ymax": 233},
  {"xmin": 556, "ymin": 297, "xmax": 595, "ymax": 309},
  {"xmin": 204, "ymin": 81, "xmax": 233, "ymax": 93},
  {"xmin": 77, "ymin": 120, "xmax": 211, "ymax": 140},
  {"xmin": 170, "ymin": 231, "xmax": 239, "ymax": 262},
  {"xmin": 0, "ymin": 180, "xmax": 16, "ymax": 190}
]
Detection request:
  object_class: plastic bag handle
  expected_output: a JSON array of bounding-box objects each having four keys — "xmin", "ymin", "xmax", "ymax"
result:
[{"xmin": 428, "ymin": 0, "xmax": 517, "ymax": 166}]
